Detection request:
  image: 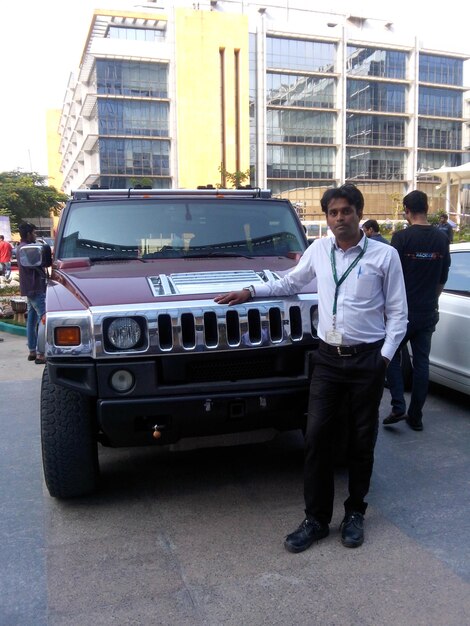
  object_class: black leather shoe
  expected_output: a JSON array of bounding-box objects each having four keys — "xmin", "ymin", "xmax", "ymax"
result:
[
  {"xmin": 382, "ymin": 411, "xmax": 406, "ymax": 425},
  {"xmin": 284, "ymin": 518, "xmax": 329, "ymax": 553},
  {"xmin": 406, "ymin": 417, "xmax": 423, "ymax": 431},
  {"xmin": 340, "ymin": 512, "xmax": 364, "ymax": 548}
]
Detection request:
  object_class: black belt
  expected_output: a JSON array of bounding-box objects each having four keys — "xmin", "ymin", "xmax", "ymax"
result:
[{"xmin": 319, "ymin": 338, "xmax": 384, "ymax": 357}]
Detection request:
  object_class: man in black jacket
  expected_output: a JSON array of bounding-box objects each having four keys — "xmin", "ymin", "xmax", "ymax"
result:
[{"xmin": 383, "ymin": 191, "xmax": 450, "ymax": 431}]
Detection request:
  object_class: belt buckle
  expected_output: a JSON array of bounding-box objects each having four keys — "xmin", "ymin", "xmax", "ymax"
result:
[{"xmin": 336, "ymin": 345, "xmax": 351, "ymax": 357}]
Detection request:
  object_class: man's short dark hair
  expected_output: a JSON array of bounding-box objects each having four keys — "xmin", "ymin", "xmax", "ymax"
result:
[
  {"xmin": 321, "ymin": 184, "xmax": 364, "ymax": 214},
  {"xmin": 18, "ymin": 222, "xmax": 37, "ymax": 240},
  {"xmin": 439, "ymin": 213, "xmax": 448, "ymax": 220},
  {"xmin": 362, "ymin": 219, "xmax": 380, "ymax": 232},
  {"xmin": 403, "ymin": 190, "xmax": 428, "ymax": 214},
  {"xmin": 0, "ymin": 235, "xmax": 4, "ymax": 241}
]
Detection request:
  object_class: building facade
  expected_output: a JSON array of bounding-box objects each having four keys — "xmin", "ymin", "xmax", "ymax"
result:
[{"xmin": 56, "ymin": 0, "xmax": 469, "ymax": 220}]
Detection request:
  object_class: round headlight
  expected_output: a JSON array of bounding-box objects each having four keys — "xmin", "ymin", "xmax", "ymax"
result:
[
  {"xmin": 110, "ymin": 369, "xmax": 135, "ymax": 393},
  {"xmin": 108, "ymin": 318, "xmax": 141, "ymax": 350}
]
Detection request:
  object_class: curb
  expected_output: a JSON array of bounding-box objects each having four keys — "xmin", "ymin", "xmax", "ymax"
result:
[{"xmin": 0, "ymin": 322, "xmax": 27, "ymax": 336}]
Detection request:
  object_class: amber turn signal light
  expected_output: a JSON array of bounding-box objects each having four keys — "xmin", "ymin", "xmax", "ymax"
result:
[{"xmin": 54, "ymin": 326, "xmax": 81, "ymax": 346}]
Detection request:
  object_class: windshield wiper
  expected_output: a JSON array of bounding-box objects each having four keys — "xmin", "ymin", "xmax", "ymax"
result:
[{"xmin": 89, "ymin": 256, "xmax": 145, "ymax": 262}]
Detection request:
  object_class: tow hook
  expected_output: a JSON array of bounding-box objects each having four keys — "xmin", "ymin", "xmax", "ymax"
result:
[{"xmin": 152, "ymin": 424, "xmax": 166, "ymax": 440}]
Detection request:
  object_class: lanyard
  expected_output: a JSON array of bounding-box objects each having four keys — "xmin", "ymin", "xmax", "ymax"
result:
[{"xmin": 330, "ymin": 236, "xmax": 368, "ymax": 327}]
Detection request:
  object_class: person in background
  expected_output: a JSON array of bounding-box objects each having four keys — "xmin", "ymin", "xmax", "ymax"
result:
[
  {"xmin": 17, "ymin": 223, "xmax": 47, "ymax": 365},
  {"xmin": 362, "ymin": 219, "xmax": 389, "ymax": 244},
  {"xmin": 383, "ymin": 191, "xmax": 450, "ymax": 431},
  {"xmin": 0, "ymin": 235, "xmax": 12, "ymax": 282},
  {"xmin": 215, "ymin": 184, "xmax": 407, "ymax": 553},
  {"xmin": 435, "ymin": 213, "xmax": 454, "ymax": 243}
]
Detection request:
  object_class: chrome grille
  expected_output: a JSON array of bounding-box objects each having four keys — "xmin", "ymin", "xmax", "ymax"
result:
[
  {"xmin": 46, "ymin": 298, "xmax": 319, "ymax": 358},
  {"xmin": 152, "ymin": 304, "xmax": 312, "ymax": 352}
]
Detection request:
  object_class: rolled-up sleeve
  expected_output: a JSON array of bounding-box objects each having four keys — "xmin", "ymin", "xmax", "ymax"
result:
[{"xmin": 254, "ymin": 244, "xmax": 317, "ymax": 298}]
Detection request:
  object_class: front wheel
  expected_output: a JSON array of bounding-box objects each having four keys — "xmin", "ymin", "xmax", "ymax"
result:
[{"xmin": 41, "ymin": 367, "xmax": 99, "ymax": 498}]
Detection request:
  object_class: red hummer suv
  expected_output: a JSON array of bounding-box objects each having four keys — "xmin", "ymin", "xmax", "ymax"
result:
[{"xmin": 30, "ymin": 188, "xmax": 319, "ymax": 498}]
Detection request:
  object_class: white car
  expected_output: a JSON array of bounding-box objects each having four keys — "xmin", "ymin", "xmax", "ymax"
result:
[{"xmin": 428, "ymin": 242, "xmax": 470, "ymax": 395}]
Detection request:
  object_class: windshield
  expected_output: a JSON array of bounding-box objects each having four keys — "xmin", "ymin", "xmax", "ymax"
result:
[{"xmin": 58, "ymin": 199, "xmax": 306, "ymax": 260}]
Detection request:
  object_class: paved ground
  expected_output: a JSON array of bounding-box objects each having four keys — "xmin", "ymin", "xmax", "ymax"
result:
[{"xmin": 1, "ymin": 330, "xmax": 469, "ymax": 625}]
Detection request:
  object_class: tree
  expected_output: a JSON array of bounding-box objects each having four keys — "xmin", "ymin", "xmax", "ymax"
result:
[
  {"xmin": 0, "ymin": 170, "xmax": 68, "ymax": 226},
  {"xmin": 218, "ymin": 166, "xmax": 252, "ymax": 189}
]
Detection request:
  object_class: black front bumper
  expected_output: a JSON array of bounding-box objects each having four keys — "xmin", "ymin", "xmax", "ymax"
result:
[
  {"xmin": 47, "ymin": 345, "xmax": 314, "ymax": 447},
  {"xmin": 98, "ymin": 387, "xmax": 308, "ymax": 446}
]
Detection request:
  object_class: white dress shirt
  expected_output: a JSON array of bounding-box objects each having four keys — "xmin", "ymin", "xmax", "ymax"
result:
[{"xmin": 254, "ymin": 233, "xmax": 408, "ymax": 361}]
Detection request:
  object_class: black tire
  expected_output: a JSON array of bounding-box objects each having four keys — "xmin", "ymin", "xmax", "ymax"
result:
[{"xmin": 41, "ymin": 367, "xmax": 99, "ymax": 498}]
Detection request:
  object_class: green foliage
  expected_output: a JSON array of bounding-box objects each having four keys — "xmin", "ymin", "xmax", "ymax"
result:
[
  {"xmin": 0, "ymin": 170, "xmax": 68, "ymax": 226},
  {"xmin": 454, "ymin": 224, "xmax": 470, "ymax": 242},
  {"xmin": 0, "ymin": 317, "xmax": 26, "ymax": 328},
  {"xmin": 129, "ymin": 177, "xmax": 153, "ymax": 188},
  {"xmin": 0, "ymin": 285, "xmax": 21, "ymax": 297},
  {"xmin": 218, "ymin": 166, "xmax": 252, "ymax": 188},
  {"xmin": 427, "ymin": 212, "xmax": 441, "ymax": 226}
]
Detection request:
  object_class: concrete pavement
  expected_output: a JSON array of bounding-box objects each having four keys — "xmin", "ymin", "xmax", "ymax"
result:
[
  {"xmin": 1, "ymin": 329, "xmax": 469, "ymax": 625},
  {"xmin": 0, "ymin": 328, "xmax": 44, "ymax": 382}
]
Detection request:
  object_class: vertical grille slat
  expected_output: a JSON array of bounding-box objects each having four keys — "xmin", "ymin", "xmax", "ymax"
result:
[
  {"xmin": 226, "ymin": 310, "xmax": 241, "ymax": 346},
  {"xmin": 181, "ymin": 312, "xmax": 196, "ymax": 349},
  {"xmin": 157, "ymin": 314, "xmax": 173, "ymax": 350},
  {"xmin": 203, "ymin": 311, "xmax": 219, "ymax": 348},
  {"xmin": 289, "ymin": 306, "xmax": 303, "ymax": 340},
  {"xmin": 247, "ymin": 309, "xmax": 262, "ymax": 345},
  {"xmin": 268, "ymin": 307, "xmax": 283, "ymax": 342}
]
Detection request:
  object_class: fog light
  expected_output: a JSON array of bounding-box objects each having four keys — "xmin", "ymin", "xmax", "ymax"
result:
[{"xmin": 110, "ymin": 369, "xmax": 134, "ymax": 392}]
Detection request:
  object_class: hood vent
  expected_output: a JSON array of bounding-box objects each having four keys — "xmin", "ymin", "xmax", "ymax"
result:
[{"xmin": 148, "ymin": 270, "xmax": 279, "ymax": 297}]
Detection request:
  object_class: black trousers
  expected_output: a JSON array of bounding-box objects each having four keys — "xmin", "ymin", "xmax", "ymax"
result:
[{"xmin": 304, "ymin": 342, "xmax": 386, "ymax": 524}]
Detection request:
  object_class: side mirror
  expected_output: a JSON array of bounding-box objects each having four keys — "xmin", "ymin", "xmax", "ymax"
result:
[{"xmin": 18, "ymin": 244, "xmax": 51, "ymax": 268}]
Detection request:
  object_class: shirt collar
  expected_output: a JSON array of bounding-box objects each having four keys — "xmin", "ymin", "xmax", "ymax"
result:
[{"xmin": 332, "ymin": 231, "xmax": 367, "ymax": 252}]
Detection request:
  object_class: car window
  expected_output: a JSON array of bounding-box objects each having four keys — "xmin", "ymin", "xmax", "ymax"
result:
[{"xmin": 444, "ymin": 251, "xmax": 470, "ymax": 294}]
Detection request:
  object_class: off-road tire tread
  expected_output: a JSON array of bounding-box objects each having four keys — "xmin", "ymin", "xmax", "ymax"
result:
[{"xmin": 41, "ymin": 367, "xmax": 99, "ymax": 498}]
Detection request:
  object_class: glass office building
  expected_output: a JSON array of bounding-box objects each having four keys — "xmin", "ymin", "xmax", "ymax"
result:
[{"xmin": 57, "ymin": 1, "xmax": 469, "ymax": 219}]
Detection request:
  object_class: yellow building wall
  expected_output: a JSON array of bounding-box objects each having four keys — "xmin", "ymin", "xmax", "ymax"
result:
[
  {"xmin": 175, "ymin": 9, "xmax": 249, "ymax": 188},
  {"xmin": 46, "ymin": 109, "xmax": 64, "ymax": 234},
  {"xmin": 46, "ymin": 109, "xmax": 63, "ymax": 190}
]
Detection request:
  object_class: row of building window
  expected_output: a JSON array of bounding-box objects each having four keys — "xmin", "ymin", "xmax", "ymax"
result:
[
  {"xmin": 266, "ymin": 37, "xmax": 464, "ymax": 84},
  {"xmin": 266, "ymin": 74, "xmax": 335, "ymax": 109},
  {"xmin": 419, "ymin": 54, "xmax": 463, "ymax": 86},
  {"xmin": 346, "ymin": 46, "xmax": 406, "ymax": 80},
  {"xmin": 99, "ymin": 138, "xmax": 170, "ymax": 177},
  {"xmin": 87, "ymin": 51, "xmax": 465, "ymax": 187},
  {"xmin": 266, "ymin": 109, "xmax": 462, "ymax": 150},
  {"xmin": 265, "ymin": 74, "xmax": 463, "ymax": 118},
  {"xmin": 107, "ymin": 26, "xmax": 165, "ymax": 42},
  {"xmin": 97, "ymin": 100, "xmax": 169, "ymax": 137},
  {"xmin": 265, "ymin": 146, "xmax": 463, "ymax": 183},
  {"xmin": 96, "ymin": 60, "xmax": 168, "ymax": 98}
]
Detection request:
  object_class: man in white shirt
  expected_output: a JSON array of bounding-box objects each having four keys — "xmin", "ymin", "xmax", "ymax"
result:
[{"xmin": 215, "ymin": 184, "xmax": 407, "ymax": 552}]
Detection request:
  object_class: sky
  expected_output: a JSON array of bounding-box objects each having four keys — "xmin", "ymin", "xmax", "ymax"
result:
[{"xmin": 0, "ymin": 0, "xmax": 469, "ymax": 180}]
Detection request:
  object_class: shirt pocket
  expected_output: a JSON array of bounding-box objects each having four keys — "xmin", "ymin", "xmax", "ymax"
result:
[{"xmin": 354, "ymin": 273, "xmax": 380, "ymax": 299}]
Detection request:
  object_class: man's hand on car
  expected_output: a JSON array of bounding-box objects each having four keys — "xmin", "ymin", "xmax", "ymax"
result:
[{"xmin": 214, "ymin": 289, "xmax": 251, "ymax": 306}]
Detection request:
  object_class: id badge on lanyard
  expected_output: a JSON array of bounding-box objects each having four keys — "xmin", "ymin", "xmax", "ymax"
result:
[{"xmin": 326, "ymin": 238, "xmax": 367, "ymax": 345}]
